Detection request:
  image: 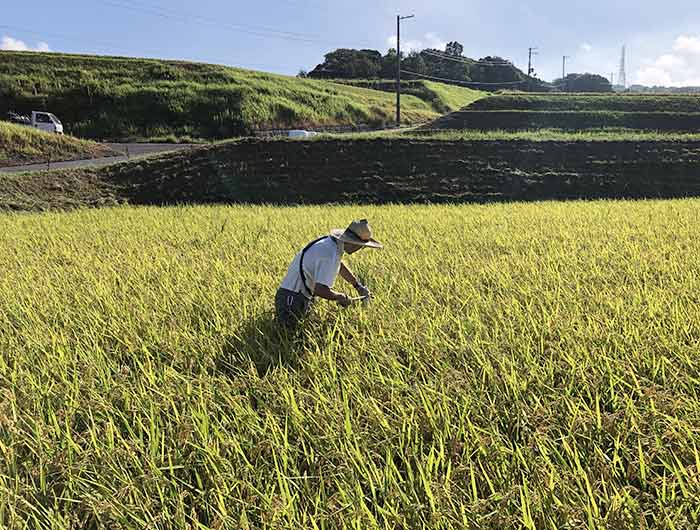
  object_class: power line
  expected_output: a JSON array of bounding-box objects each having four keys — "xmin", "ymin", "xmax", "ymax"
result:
[
  {"xmin": 0, "ymin": 24, "xmax": 301, "ymax": 72},
  {"xmin": 421, "ymin": 50, "xmax": 514, "ymax": 66},
  {"xmin": 96, "ymin": 0, "xmax": 326, "ymax": 43},
  {"xmin": 95, "ymin": 0, "xmax": 379, "ymax": 48},
  {"xmin": 401, "ymin": 69, "xmax": 527, "ymax": 86},
  {"xmin": 0, "ymin": 24, "xmax": 129, "ymax": 51}
]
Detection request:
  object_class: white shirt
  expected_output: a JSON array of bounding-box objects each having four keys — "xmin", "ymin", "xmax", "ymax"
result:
[{"xmin": 280, "ymin": 237, "xmax": 344, "ymax": 299}]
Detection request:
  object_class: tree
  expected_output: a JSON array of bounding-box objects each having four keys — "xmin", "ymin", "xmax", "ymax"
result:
[
  {"xmin": 445, "ymin": 41, "xmax": 464, "ymax": 57},
  {"xmin": 554, "ymin": 73, "xmax": 612, "ymax": 92},
  {"xmin": 304, "ymin": 42, "xmax": 547, "ymax": 91},
  {"xmin": 380, "ymin": 48, "xmax": 398, "ymax": 79},
  {"xmin": 308, "ymin": 49, "xmax": 382, "ymax": 79}
]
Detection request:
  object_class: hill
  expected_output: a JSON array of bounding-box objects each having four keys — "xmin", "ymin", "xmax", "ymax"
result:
[
  {"xmin": 0, "ymin": 122, "xmax": 117, "ymax": 167},
  {"xmin": 0, "ymin": 51, "xmax": 477, "ymax": 141}
]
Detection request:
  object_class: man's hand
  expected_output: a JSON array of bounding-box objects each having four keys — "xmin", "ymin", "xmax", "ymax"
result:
[
  {"xmin": 355, "ymin": 283, "xmax": 371, "ymax": 299},
  {"xmin": 336, "ymin": 293, "xmax": 353, "ymax": 308}
]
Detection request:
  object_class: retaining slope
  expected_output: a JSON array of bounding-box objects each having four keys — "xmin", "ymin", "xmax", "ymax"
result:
[{"xmin": 98, "ymin": 138, "xmax": 700, "ymax": 205}]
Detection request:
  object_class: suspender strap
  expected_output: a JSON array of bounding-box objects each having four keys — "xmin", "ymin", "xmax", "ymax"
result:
[{"xmin": 299, "ymin": 236, "xmax": 329, "ymax": 298}]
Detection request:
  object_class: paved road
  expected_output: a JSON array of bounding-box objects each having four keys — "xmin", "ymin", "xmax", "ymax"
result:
[{"xmin": 0, "ymin": 143, "xmax": 198, "ymax": 174}]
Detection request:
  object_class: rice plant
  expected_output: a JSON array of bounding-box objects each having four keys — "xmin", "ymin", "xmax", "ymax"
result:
[{"xmin": 1, "ymin": 200, "xmax": 699, "ymax": 528}]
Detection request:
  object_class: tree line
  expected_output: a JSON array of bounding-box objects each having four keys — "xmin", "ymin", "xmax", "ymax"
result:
[{"xmin": 303, "ymin": 43, "xmax": 613, "ymax": 93}]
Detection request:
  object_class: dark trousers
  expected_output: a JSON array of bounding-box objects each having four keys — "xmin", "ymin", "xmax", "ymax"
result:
[{"xmin": 275, "ymin": 288, "xmax": 313, "ymax": 327}]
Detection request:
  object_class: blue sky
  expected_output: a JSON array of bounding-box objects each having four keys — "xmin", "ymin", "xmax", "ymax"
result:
[{"xmin": 3, "ymin": 0, "xmax": 700, "ymax": 86}]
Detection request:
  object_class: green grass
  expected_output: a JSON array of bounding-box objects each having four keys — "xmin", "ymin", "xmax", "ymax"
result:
[
  {"xmin": 0, "ymin": 51, "xmax": 452, "ymax": 141},
  {"xmin": 392, "ymin": 128, "xmax": 700, "ymax": 142},
  {"xmin": 1, "ymin": 200, "xmax": 699, "ymax": 528},
  {"xmin": 333, "ymin": 79, "xmax": 485, "ymax": 113},
  {"xmin": 0, "ymin": 122, "xmax": 117, "ymax": 166},
  {"xmin": 425, "ymin": 109, "xmax": 700, "ymax": 132},
  {"xmin": 471, "ymin": 93, "xmax": 700, "ymax": 112}
]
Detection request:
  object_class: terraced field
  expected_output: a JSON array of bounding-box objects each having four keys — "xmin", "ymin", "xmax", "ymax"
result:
[
  {"xmin": 425, "ymin": 92, "xmax": 700, "ymax": 132},
  {"xmin": 4, "ymin": 136, "xmax": 700, "ymax": 211},
  {"xmin": 470, "ymin": 93, "xmax": 700, "ymax": 112}
]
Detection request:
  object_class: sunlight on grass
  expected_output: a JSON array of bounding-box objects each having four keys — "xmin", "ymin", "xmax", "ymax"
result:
[{"xmin": 1, "ymin": 200, "xmax": 699, "ymax": 528}]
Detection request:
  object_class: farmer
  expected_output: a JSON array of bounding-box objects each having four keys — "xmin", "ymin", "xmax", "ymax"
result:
[{"xmin": 275, "ymin": 219, "xmax": 383, "ymax": 327}]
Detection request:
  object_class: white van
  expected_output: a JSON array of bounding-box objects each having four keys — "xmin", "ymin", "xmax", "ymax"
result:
[
  {"xmin": 287, "ymin": 129, "xmax": 318, "ymax": 138},
  {"xmin": 8, "ymin": 111, "xmax": 64, "ymax": 134}
]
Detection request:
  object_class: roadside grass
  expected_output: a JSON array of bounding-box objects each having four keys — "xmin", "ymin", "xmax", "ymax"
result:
[
  {"xmin": 0, "ymin": 122, "xmax": 117, "ymax": 166},
  {"xmin": 0, "ymin": 52, "xmax": 475, "ymax": 140},
  {"xmin": 1, "ymin": 200, "xmax": 699, "ymax": 528}
]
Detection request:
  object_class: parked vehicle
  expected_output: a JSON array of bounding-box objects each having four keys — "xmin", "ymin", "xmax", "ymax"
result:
[
  {"xmin": 287, "ymin": 129, "xmax": 318, "ymax": 138},
  {"xmin": 7, "ymin": 111, "xmax": 64, "ymax": 134}
]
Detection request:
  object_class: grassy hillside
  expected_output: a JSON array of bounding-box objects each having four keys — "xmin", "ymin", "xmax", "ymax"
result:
[
  {"xmin": 0, "ymin": 51, "xmax": 452, "ymax": 141},
  {"xmin": 5, "ymin": 136, "xmax": 700, "ymax": 211},
  {"xmin": 424, "ymin": 110, "xmax": 700, "ymax": 132},
  {"xmin": 1, "ymin": 200, "xmax": 700, "ymax": 528},
  {"xmin": 333, "ymin": 79, "xmax": 485, "ymax": 113},
  {"xmin": 470, "ymin": 93, "xmax": 700, "ymax": 112},
  {"xmin": 424, "ymin": 92, "xmax": 700, "ymax": 131},
  {"xmin": 0, "ymin": 122, "xmax": 117, "ymax": 166}
]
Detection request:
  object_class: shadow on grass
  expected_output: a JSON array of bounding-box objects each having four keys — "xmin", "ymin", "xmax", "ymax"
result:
[{"xmin": 217, "ymin": 310, "xmax": 330, "ymax": 377}]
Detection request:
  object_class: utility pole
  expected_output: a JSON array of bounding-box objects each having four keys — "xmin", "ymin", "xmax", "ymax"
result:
[
  {"xmin": 527, "ymin": 47, "xmax": 538, "ymax": 76},
  {"xmin": 396, "ymin": 14, "xmax": 415, "ymax": 127},
  {"xmin": 610, "ymin": 72, "xmax": 614, "ymax": 86},
  {"xmin": 562, "ymin": 55, "xmax": 570, "ymax": 79},
  {"xmin": 527, "ymin": 47, "xmax": 538, "ymax": 91}
]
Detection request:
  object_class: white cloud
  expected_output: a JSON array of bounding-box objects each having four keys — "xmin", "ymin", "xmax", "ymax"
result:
[
  {"xmin": 386, "ymin": 33, "xmax": 447, "ymax": 53},
  {"xmin": 673, "ymin": 35, "xmax": 700, "ymax": 56},
  {"xmin": 580, "ymin": 43, "xmax": 593, "ymax": 53},
  {"xmin": 1, "ymin": 35, "xmax": 51, "ymax": 52},
  {"xmin": 423, "ymin": 32, "xmax": 447, "ymax": 51},
  {"xmin": 633, "ymin": 34, "xmax": 700, "ymax": 86}
]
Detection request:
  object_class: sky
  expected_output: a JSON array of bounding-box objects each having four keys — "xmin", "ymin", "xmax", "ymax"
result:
[{"xmin": 3, "ymin": 0, "xmax": 700, "ymax": 86}]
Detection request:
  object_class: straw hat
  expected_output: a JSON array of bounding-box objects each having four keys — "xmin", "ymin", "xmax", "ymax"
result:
[{"xmin": 330, "ymin": 219, "xmax": 383, "ymax": 249}]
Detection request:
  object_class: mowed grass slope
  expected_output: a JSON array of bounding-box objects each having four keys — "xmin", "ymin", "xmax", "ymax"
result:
[
  {"xmin": 1, "ymin": 201, "xmax": 700, "ymax": 528},
  {"xmin": 470, "ymin": 93, "xmax": 700, "ymax": 112},
  {"xmin": 0, "ymin": 122, "xmax": 117, "ymax": 166},
  {"xmin": 0, "ymin": 51, "xmax": 462, "ymax": 141},
  {"xmin": 426, "ymin": 91, "xmax": 700, "ymax": 131},
  {"xmin": 334, "ymin": 79, "xmax": 485, "ymax": 113}
]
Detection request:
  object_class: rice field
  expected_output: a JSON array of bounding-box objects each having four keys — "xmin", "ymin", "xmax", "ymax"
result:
[{"xmin": 1, "ymin": 201, "xmax": 700, "ymax": 529}]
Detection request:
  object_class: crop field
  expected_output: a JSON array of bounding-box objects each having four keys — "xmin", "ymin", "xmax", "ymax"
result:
[
  {"xmin": 0, "ymin": 122, "xmax": 116, "ymax": 167},
  {"xmin": 1, "ymin": 201, "xmax": 699, "ymax": 528},
  {"xmin": 0, "ymin": 52, "xmax": 480, "ymax": 141}
]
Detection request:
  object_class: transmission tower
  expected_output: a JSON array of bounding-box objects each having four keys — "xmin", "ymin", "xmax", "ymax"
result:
[{"xmin": 617, "ymin": 45, "xmax": 627, "ymax": 88}]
